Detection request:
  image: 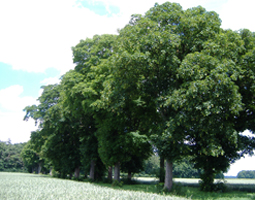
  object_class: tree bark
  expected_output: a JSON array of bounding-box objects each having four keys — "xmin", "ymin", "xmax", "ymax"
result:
[
  {"xmin": 114, "ymin": 162, "xmax": 120, "ymax": 181},
  {"xmin": 38, "ymin": 162, "xmax": 42, "ymax": 174},
  {"xmin": 127, "ymin": 171, "xmax": 132, "ymax": 181},
  {"xmin": 164, "ymin": 159, "xmax": 173, "ymax": 191},
  {"xmin": 49, "ymin": 168, "xmax": 53, "ymax": 176},
  {"xmin": 33, "ymin": 166, "xmax": 38, "ymax": 174},
  {"xmin": 160, "ymin": 156, "xmax": 165, "ymax": 183},
  {"xmin": 108, "ymin": 166, "xmax": 112, "ymax": 181},
  {"xmin": 75, "ymin": 167, "xmax": 80, "ymax": 178},
  {"xmin": 90, "ymin": 160, "xmax": 95, "ymax": 180}
]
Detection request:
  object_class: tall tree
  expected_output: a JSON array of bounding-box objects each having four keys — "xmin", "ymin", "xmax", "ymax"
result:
[
  {"xmin": 102, "ymin": 2, "xmax": 255, "ymax": 191},
  {"xmin": 24, "ymin": 84, "xmax": 82, "ymax": 178},
  {"xmin": 62, "ymin": 34, "xmax": 118, "ymax": 180},
  {"xmin": 105, "ymin": 2, "xmax": 188, "ymax": 190},
  {"xmin": 166, "ymin": 27, "xmax": 255, "ymax": 191},
  {"xmin": 21, "ymin": 140, "xmax": 49, "ymax": 174}
]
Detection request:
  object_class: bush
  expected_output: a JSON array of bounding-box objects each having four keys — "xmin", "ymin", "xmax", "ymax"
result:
[
  {"xmin": 155, "ymin": 182, "xmax": 164, "ymax": 194},
  {"xmin": 199, "ymin": 179, "xmax": 228, "ymax": 193},
  {"xmin": 102, "ymin": 177, "xmax": 112, "ymax": 183},
  {"xmin": 111, "ymin": 180, "xmax": 123, "ymax": 187},
  {"xmin": 121, "ymin": 177, "xmax": 138, "ymax": 185},
  {"xmin": 214, "ymin": 181, "xmax": 228, "ymax": 193}
]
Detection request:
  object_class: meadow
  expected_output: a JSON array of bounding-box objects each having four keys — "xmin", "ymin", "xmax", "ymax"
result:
[{"xmin": 1, "ymin": 173, "xmax": 255, "ymax": 200}]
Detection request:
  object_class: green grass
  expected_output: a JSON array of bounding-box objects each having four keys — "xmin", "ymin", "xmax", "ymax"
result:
[
  {"xmin": 96, "ymin": 181, "xmax": 255, "ymax": 200},
  {"xmin": 0, "ymin": 172, "xmax": 187, "ymax": 200},
  {"xmin": 96, "ymin": 177, "xmax": 255, "ymax": 200}
]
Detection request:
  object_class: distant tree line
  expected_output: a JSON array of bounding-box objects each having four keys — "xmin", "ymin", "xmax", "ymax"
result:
[
  {"xmin": 0, "ymin": 140, "xmax": 26, "ymax": 172},
  {"xmin": 23, "ymin": 2, "xmax": 255, "ymax": 192},
  {"xmin": 237, "ymin": 170, "xmax": 255, "ymax": 179}
]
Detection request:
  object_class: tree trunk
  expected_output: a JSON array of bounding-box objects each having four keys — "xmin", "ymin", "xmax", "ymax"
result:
[
  {"xmin": 38, "ymin": 162, "xmax": 42, "ymax": 174},
  {"xmin": 90, "ymin": 160, "xmax": 95, "ymax": 180},
  {"xmin": 33, "ymin": 166, "xmax": 38, "ymax": 174},
  {"xmin": 49, "ymin": 168, "xmax": 53, "ymax": 176},
  {"xmin": 127, "ymin": 171, "xmax": 132, "ymax": 181},
  {"xmin": 159, "ymin": 156, "xmax": 165, "ymax": 183},
  {"xmin": 108, "ymin": 166, "xmax": 112, "ymax": 181},
  {"xmin": 200, "ymin": 168, "xmax": 215, "ymax": 191},
  {"xmin": 164, "ymin": 159, "xmax": 173, "ymax": 191},
  {"xmin": 114, "ymin": 162, "xmax": 120, "ymax": 181},
  {"xmin": 75, "ymin": 167, "xmax": 80, "ymax": 178}
]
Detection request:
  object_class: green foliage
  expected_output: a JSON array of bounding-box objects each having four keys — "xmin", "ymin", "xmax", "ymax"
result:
[
  {"xmin": 238, "ymin": 170, "xmax": 255, "ymax": 179},
  {"xmin": 0, "ymin": 140, "xmax": 26, "ymax": 172},
  {"xmin": 173, "ymin": 157, "xmax": 201, "ymax": 178},
  {"xmin": 143, "ymin": 155, "xmax": 201, "ymax": 179},
  {"xmin": 144, "ymin": 154, "xmax": 160, "ymax": 175},
  {"xmin": 111, "ymin": 180, "xmax": 123, "ymax": 187},
  {"xmin": 21, "ymin": 140, "xmax": 41, "ymax": 173}
]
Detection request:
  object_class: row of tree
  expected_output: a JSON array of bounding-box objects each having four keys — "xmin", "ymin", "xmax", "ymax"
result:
[
  {"xmin": 23, "ymin": 2, "xmax": 255, "ymax": 191},
  {"xmin": 0, "ymin": 139, "xmax": 203, "ymax": 178}
]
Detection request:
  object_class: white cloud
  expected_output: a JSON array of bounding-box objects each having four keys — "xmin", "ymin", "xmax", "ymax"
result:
[
  {"xmin": 0, "ymin": 111, "xmax": 37, "ymax": 144},
  {"xmin": 40, "ymin": 77, "xmax": 61, "ymax": 86},
  {"xmin": 0, "ymin": 0, "xmax": 120, "ymax": 74},
  {"xmin": 219, "ymin": 0, "xmax": 255, "ymax": 32},
  {"xmin": 93, "ymin": 0, "xmax": 255, "ymax": 32},
  {"xmin": 0, "ymin": 85, "xmax": 37, "ymax": 112},
  {"xmin": 1, "ymin": 0, "xmax": 254, "ymax": 75},
  {"xmin": 0, "ymin": 85, "xmax": 38, "ymax": 143}
]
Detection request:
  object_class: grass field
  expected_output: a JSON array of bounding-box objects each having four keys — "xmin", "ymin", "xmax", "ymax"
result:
[
  {"xmin": 1, "ymin": 173, "xmax": 255, "ymax": 200},
  {"xmin": 0, "ymin": 172, "xmax": 187, "ymax": 200}
]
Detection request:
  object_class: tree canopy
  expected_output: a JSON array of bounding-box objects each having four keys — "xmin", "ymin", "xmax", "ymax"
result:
[
  {"xmin": 237, "ymin": 170, "xmax": 255, "ymax": 179},
  {"xmin": 23, "ymin": 2, "xmax": 255, "ymax": 192}
]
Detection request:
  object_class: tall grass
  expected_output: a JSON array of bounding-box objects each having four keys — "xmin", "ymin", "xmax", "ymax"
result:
[{"xmin": 0, "ymin": 173, "xmax": 188, "ymax": 200}]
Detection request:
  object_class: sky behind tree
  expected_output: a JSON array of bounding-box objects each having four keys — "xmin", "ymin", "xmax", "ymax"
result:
[{"xmin": 0, "ymin": 0, "xmax": 254, "ymax": 176}]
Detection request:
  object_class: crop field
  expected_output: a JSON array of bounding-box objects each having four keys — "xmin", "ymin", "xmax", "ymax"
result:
[
  {"xmin": 0, "ymin": 172, "xmax": 187, "ymax": 200},
  {"xmin": 1, "ymin": 173, "xmax": 255, "ymax": 200}
]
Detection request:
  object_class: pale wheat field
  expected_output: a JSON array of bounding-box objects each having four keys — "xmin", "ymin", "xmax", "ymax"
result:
[{"xmin": 0, "ymin": 173, "xmax": 188, "ymax": 200}]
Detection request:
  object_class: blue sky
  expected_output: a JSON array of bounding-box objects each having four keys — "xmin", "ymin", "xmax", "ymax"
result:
[
  {"xmin": 0, "ymin": 0, "xmax": 254, "ymax": 176},
  {"xmin": 0, "ymin": 63, "xmax": 60, "ymax": 98}
]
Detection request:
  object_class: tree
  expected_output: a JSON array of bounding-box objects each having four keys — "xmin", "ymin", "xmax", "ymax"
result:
[
  {"xmin": 21, "ymin": 140, "xmax": 49, "ymax": 173},
  {"xmin": 21, "ymin": 2, "xmax": 255, "ymax": 191},
  {"xmin": 173, "ymin": 157, "xmax": 202, "ymax": 178},
  {"xmin": 0, "ymin": 140, "xmax": 26, "ymax": 172},
  {"xmin": 24, "ymin": 84, "xmax": 82, "ymax": 178},
  {"xmin": 69, "ymin": 33, "xmax": 153, "ymax": 182},
  {"xmin": 143, "ymin": 155, "xmax": 202, "ymax": 178},
  {"xmin": 61, "ymin": 34, "xmax": 118, "ymax": 180},
  {"xmin": 101, "ymin": 2, "xmax": 255, "ymax": 191},
  {"xmin": 237, "ymin": 170, "xmax": 255, "ymax": 179},
  {"xmin": 119, "ymin": 131, "xmax": 152, "ymax": 181},
  {"xmin": 103, "ymin": 2, "xmax": 195, "ymax": 190},
  {"xmin": 167, "ymin": 28, "xmax": 255, "ymax": 191}
]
